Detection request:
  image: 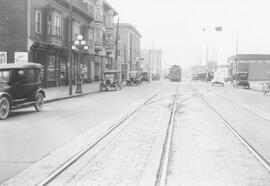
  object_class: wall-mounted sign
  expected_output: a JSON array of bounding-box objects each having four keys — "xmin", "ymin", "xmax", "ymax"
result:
[
  {"xmin": 0, "ymin": 52, "xmax": 7, "ymax": 65},
  {"xmin": 15, "ymin": 52, "xmax": 28, "ymax": 63}
]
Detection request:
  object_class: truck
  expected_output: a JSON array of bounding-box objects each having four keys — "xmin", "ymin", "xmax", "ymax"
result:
[{"xmin": 211, "ymin": 71, "xmax": 225, "ymax": 87}]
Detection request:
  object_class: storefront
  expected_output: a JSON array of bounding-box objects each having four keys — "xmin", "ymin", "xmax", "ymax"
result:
[{"xmin": 29, "ymin": 42, "xmax": 69, "ymax": 88}]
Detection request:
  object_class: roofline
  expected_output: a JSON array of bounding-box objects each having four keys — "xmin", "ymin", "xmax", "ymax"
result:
[
  {"xmin": 119, "ymin": 23, "xmax": 142, "ymax": 37},
  {"xmin": 103, "ymin": 0, "xmax": 118, "ymax": 16}
]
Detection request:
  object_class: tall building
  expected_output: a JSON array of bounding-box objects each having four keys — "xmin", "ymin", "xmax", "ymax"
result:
[
  {"xmin": 140, "ymin": 49, "xmax": 162, "ymax": 75},
  {"xmin": 117, "ymin": 23, "xmax": 141, "ymax": 79},
  {"xmin": 0, "ymin": 0, "xmax": 117, "ymax": 87}
]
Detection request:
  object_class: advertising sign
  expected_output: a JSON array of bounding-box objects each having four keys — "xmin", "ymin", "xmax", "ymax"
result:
[
  {"xmin": 15, "ymin": 52, "xmax": 28, "ymax": 63},
  {"xmin": 0, "ymin": 52, "xmax": 7, "ymax": 65}
]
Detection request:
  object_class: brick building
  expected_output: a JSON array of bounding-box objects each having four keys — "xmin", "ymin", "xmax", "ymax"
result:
[{"xmin": 0, "ymin": 0, "xmax": 117, "ymax": 87}]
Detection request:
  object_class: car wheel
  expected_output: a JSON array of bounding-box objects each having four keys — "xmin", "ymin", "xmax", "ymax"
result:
[
  {"xmin": 0, "ymin": 97, "xmax": 10, "ymax": 120},
  {"xmin": 34, "ymin": 93, "xmax": 44, "ymax": 112}
]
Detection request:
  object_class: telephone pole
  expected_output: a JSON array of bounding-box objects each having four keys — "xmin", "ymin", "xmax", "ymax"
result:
[{"xmin": 68, "ymin": 0, "xmax": 73, "ymax": 95}]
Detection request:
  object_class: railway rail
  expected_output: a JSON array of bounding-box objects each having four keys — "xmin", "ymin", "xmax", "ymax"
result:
[
  {"xmin": 190, "ymin": 85, "xmax": 270, "ymax": 174},
  {"xmin": 156, "ymin": 83, "xmax": 179, "ymax": 186},
  {"xmin": 36, "ymin": 87, "xmax": 164, "ymax": 186}
]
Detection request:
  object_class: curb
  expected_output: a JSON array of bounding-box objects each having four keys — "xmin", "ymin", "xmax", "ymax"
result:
[
  {"xmin": 44, "ymin": 90, "xmax": 100, "ymax": 104},
  {"xmin": 44, "ymin": 83, "xmax": 128, "ymax": 104}
]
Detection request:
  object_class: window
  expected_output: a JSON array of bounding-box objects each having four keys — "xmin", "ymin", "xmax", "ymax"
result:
[
  {"xmin": 95, "ymin": 8, "xmax": 102, "ymax": 22},
  {"xmin": 35, "ymin": 10, "xmax": 42, "ymax": 34},
  {"xmin": 48, "ymin": 13, "xmax": 62, "ymax": 38},
  {"xmin": 73, "ymin": 22, "xmax": 80, "ymax": 40},
  {"xmin": 21, "ymin": 69, "xmax": 35, "ymax": 84},
  {"xmin": 95, "ymin": 29, "xmax": 103, "ymax": 43},
  {"xmin": 47, "ymin": 15, "xmax": 52, "ymax": 36}
]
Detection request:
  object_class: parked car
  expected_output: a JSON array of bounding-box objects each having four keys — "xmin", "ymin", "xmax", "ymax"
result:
[
  {"xmin": 127, "ymin": 71, "xmax": 141, "ymax": 86},
  {"xmin": 232, "ymin": 72, "xmax": 250, "ymax": 89},
  {"xmin": 100, "ymin": 70, "xmax": 122, "ymax": 91},
  {"xmin": 140, "ymin": 72, "xmax": 150, "ymax": 83},
  {"xmin": 0, "ymin": 63, "xmax": 45, "ymax": 119},
  {"xmin": 152, "ymin": 73, "xmax": 160, "ymax": 80}
]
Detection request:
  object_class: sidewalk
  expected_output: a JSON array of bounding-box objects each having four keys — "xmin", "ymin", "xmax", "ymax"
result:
[
  {"xmin": 249, "ymin": 81, "xmax": 266, "ymax": 92},
  {"xmin": 44, "ymin": 82, "xmax": 100, "ymax": 103}
]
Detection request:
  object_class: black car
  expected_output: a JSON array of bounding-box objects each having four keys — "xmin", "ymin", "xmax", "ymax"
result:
[{"xmin": 0, "ymin": 63, "xmax": 45, "ymax": 119}]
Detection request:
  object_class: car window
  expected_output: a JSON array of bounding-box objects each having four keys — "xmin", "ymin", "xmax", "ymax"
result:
[
  {"xmin": 0, "ymin": 70, "xmax": 11, "ymax": 83},
  {"xmin": 21, "ymin": 69, "xmax": 35, "ymax": 84}
]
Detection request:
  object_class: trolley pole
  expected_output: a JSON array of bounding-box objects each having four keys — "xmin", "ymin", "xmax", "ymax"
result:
[{"xmin": 68, "ymin": 0, "xmax": 73, "ymax": 95}]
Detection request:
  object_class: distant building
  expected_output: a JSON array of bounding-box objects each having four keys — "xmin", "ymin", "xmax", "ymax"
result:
[
  {"xmin": 140, "ymin": 49, "xmax": 162, "ymax": 75},
  {"xmin": 117, "ymin": 23, "xmax": 141, "ymax": 79},
  {"xmin": 228, "ymin": 54, "xmax": 270, "ymax": 80}
]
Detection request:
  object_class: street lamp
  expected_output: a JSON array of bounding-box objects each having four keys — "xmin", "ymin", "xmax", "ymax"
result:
[
  {"xmin": 72, "ymin": 34, "xmax": 89, "ymax": 94},
  {"xmin": 135, "ymin": 57, "xmax": 143, "ymax": 71}
]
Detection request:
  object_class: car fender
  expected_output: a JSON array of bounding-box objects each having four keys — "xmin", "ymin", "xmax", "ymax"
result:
[
  {"xmin": 0, "ymin": 92, "xmax": 12, "ymax": 104},
  {"xmin": 34, "ymin": 88, "xmax": 46, "ymax": 98}
]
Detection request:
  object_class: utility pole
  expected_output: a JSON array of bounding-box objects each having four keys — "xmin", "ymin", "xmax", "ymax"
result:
[
  {"xmin": 124, "ymin": 44, "xmax": 127, "ymax": 80},
  {"xmin": 235, "ymin": 36, "xmax": 239, "ymax": 74},
  {"xmin": 68, "ymin": 0, "xmax": 73, "ymax": 95},
  {"xmin": 114, "ymin": 18, "xmax": 119, "ymax": 63},
  {"xmin": 148, "ymin": 50, "xmax": 151, "ymax": 76},
  {"xmin": 129, "ymin": 35, "xmax": 132, "ymax": 71}
]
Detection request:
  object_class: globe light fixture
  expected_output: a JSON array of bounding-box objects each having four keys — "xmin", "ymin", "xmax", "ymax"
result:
[{"xmin": 72, "ymin": 34, "xmax": 89, "ymax": 94}]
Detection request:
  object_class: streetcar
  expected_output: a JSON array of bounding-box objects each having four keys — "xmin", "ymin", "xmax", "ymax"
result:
[{"xmin": 168, "ymin": 65, "xmax": 182, "ymax": 82}]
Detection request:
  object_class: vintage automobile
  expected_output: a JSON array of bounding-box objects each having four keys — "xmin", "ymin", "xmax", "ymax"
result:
[
  {"xmin": 0, "ymin": 63, "xmax": 45, "ymax": 119},
  {"xmin": 232, "ymin": 72, "xmax": 250, "ymax": 89},
  {"xmin": 140, "ymin": 72, "xmax": 150, "ymax": 83},
  {"xmin": 151, "ymin": 73, "xmax": 161, "ymax": 81},
  {"xmin": 100, "ymin": 70, "xmax": 122, "ymax": 91},
  {"xmin": 126, "ymin": 71, "xmax": 141, "ymax": 86}
]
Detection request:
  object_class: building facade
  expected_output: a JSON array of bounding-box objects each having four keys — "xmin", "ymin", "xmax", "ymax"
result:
[
  {"xmin": 0, "ymin": 0, "xmax": 117, "ymax": 87},
  {"xmin": 140, "ymin": 49, "xmax": 162, "ymax": 75},
  {"xmin": 228, "ymin": 54, "xmax": 270, "ymax": 80},
  {"xmin": 117, "ymin": 23, "xmax": 141, "ymax": 80}
]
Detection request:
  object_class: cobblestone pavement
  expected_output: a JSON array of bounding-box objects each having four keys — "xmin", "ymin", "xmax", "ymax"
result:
[{"xmin": 47, "ymin": 84, "xmax": 177, "ymax": 186}]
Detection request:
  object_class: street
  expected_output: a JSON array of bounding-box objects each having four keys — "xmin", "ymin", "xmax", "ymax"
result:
[
  {"xmin": 2, "ymin": 80, "xmax": 270, "ymax": 185},
  {"xmin": 0, "ymin": 82, "xmax": 164, "ymax": 183}
]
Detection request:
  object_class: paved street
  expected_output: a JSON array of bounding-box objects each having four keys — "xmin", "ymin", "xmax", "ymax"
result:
[
  {"xmin": 0, "ymin": 81, "xmax": 163, "ymax": 183},
  {"xmin": 2, "ymin": 80, "xmax": 270, "ymax": 185}
]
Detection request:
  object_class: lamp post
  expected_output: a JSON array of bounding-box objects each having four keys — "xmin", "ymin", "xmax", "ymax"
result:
[
  {"xmin": 72, "ymin": 34, "xmax": 88, "ymax": 94},
  {"xmin": 136, "ymin": 57, "xmax": 143, "ymax": 72}
]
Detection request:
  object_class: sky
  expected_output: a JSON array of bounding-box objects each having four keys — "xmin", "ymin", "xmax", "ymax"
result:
[{"xmin": 109, "ymin": 0, "xmax": 270, "ymax": 69}]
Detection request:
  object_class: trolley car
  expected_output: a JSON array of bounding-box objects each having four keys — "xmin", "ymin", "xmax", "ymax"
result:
[{"xmin": 168, "ymin": 65, "xmax": 182, "ymax": 82}]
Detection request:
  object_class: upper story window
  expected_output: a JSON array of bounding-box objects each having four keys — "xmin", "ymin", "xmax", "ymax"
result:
[
  {"xmin": 47, "ymin": 13, "xmax": 62, "ymax": 38},
  {"xmin": 54, "ymin": 15, "xmax": 62, "ymax": 37},
  {"xmin": 73, "ymin": 22, "xmax": 80, "ymax": 40},
  {"xmin": 95, "ymin": 29, "xmax": 103, "ymax": 44},
  {"xmin": 95, "ymin": 8, "xmax": 102, "ymax": 22},
  {"xmin": 106, "ymin": 16, "xmax": 113, "ymax": 28},
  {"xmin": 35, "ymin": 10, "xmax": 42, "ymax": 34}
]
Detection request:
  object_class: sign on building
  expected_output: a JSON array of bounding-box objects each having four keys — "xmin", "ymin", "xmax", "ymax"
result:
[
  {"xmin": 0, "ymin": 52, "xmax": 7, "ymax": 65},
  {"xmin": 15, "ymin": 52, "xmax": 28, "ymax": 63}
]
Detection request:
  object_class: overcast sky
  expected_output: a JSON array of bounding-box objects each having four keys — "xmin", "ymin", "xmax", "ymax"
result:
[{"xmin": 109, "ymin": 0, "xmax": 270, "ymax": 68}]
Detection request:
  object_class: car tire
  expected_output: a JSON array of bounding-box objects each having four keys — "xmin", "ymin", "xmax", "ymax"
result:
[
  {"xmin": 34, "ymin": 92, "xmax": 44, "ymax": 112},
  {"xmin": 0, "ymin": 96, "xmax": 10, "ymax": 120}
]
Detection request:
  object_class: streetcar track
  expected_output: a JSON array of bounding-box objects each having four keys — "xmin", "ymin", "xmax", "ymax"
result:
[
  {"xmin": 211, "ymin": 90, "xmax": 270, "ymax": 123},
  {"xmin": 36, "ymin": 87, "xmax": 165, "ymax": 186},
  {"xmin": 156, "ymin": 83, "xmax": 179, "ymax": 186},
  {"xmin": 190, "ymin": 85, "xmax": 270, "ymax": 174}
]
